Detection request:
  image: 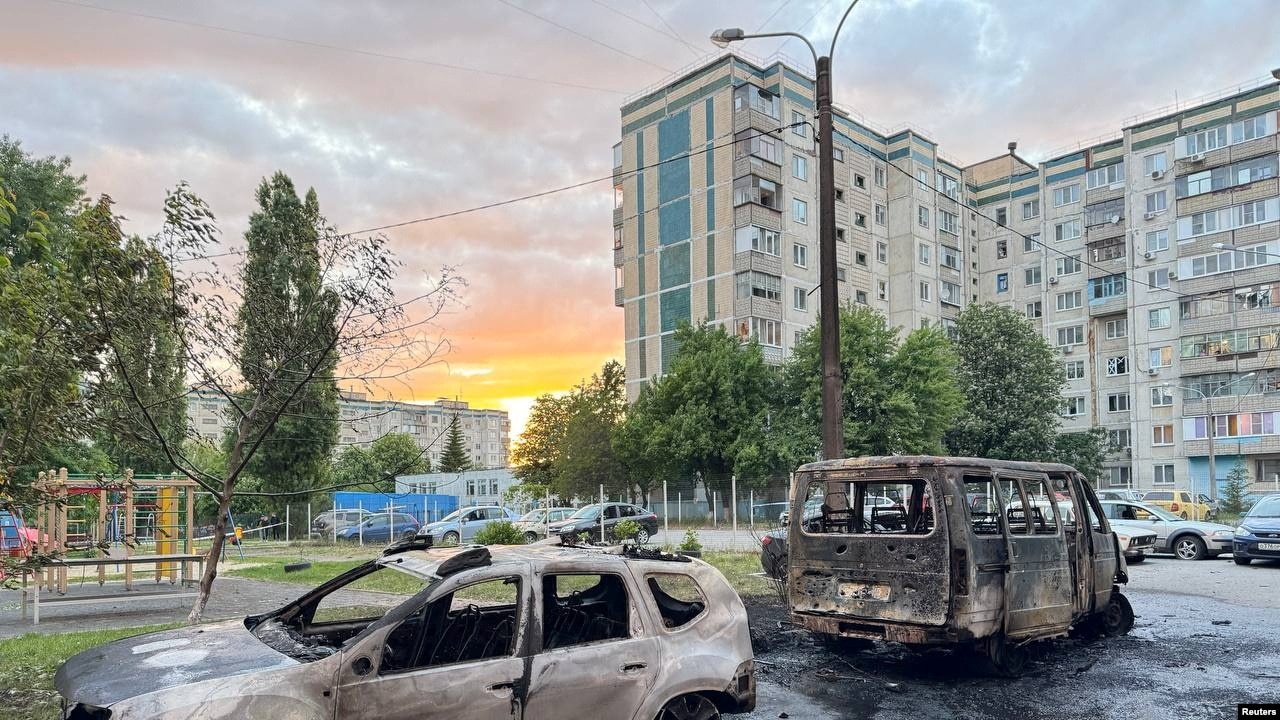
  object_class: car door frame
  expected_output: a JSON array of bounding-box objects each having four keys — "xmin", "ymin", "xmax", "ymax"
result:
[{"xmin": 991, "ymin": 470, "xmax": 1075, "ymax": 638}]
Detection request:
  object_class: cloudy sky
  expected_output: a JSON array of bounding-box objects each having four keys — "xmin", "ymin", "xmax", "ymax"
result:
[{"xmin": 3, "ymin": 0, "xmax": 1278, "ymax": 438}]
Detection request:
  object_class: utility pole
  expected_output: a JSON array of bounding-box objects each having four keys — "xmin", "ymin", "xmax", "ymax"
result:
[{"xmin": 816, "ymin": 54, "xmax": 842, "ymax": 460}]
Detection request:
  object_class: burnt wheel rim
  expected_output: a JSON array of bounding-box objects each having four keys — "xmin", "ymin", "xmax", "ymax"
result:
[
  {"xmin": 1102, "ymin": 593, "xmax": 1134, "ymax": 636},
  {"xmin": 659, "ymin": 694, "xmax": 719, "ymax": 720}
]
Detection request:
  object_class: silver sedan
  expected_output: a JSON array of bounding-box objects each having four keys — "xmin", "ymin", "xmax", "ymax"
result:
[{"xmin": 1100, "ymin": 500, "xmax": 1236, "ymax": 560}]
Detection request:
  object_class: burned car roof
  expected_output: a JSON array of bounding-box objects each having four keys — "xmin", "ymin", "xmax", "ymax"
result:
[
  {"xmin": 797, "ymin": 455, "xmax": 1080, "ymax": 475},
  {"xmin": 379, "ymin": 542, "xmax": 699, "ymax": 581}
]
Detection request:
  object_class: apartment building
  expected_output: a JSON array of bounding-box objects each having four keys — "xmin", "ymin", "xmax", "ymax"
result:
[
  {"xmin": 187, "ymin": 390, "xmax": 511, "ymax": 469},
  {"xmin": 615, "ymin": 53, "xmax": 1280, "ymax": 495}
]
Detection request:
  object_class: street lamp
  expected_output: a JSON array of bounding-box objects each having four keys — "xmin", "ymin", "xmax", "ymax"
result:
[
  {"xmin": 1163, "ymin": 372, "xmax": 1255, "ymax": 502},
  {"xmin": 711, "ymin": 0, "xmax": 861, "ymax": 460},
  {"xmin": 1211, "ymin": 242, "xmax": 1280, "ymax": 258}
]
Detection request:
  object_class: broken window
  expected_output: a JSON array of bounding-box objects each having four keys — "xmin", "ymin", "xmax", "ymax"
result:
[
  {"xmin": 801, "ymin": 479, "xmax": 935, "ymax": 536},
  {"xmin": 998, "ymin": 477, "xmax": 1060, "ymax": 536},
  {"xmin": 542, "ymin": 574, "xmax": 630, "ymax": 650},
  {"xmin": 964, "ymin": 477, "xmax": 1001, "ymax": 536},
  {"xmin": 646, "ymin": 575, "xmax": 706, "ymax": 629},
  {"xmin": 380, "ymin": 576, "xmax": 520, "ymax": 673}
]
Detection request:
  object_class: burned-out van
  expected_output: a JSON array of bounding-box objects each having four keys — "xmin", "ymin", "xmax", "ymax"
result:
[{"xmin": 787, "ymin": 456, "xmax": 1133, "ymax": 675}]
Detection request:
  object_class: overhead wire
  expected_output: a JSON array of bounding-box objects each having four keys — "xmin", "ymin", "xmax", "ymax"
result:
[
  {"xmin": 493, "ymin": 0, "xmax": 674, "ymax": 73},
  {"xmin": 636, "ymin": 0, "xmax": 703, "ymax": 58},
  {"xmin": 587, "ymin": 0, "xmax": 700, "ymax": 57}
]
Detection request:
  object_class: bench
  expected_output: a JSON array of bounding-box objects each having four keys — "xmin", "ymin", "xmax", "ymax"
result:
[{"xmin": 20, "ymin": 553, "xmax": 208, "ymax": 624}]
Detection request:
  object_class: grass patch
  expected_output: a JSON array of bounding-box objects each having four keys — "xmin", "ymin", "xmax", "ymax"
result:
[
  {"xmin": 0, "ymin": 623, "xmax": 181, "ymax": 720},
  {"xmin": 702, "ymin": 551, "xmax": 776, "ymax": 599},
  {"xmin": 224, "ymin": 558, "xmax": 427, "ymax": 595}
]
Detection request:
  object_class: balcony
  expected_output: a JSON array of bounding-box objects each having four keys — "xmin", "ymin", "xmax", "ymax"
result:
[
  {"xmin": 733, "ymin": 296, "xmax": 782, "ymax": 321},
  {"xmin": 613, "ymin": 205, "xmax": 623, "ymax": 227},
  {"xmin": 733, "ymin": 202, "xmax": 782, "ymax": 232},
  {"xmin": 614, "ymin": 287, "xmax": 624, "ymax": 307},
  {"xmin": 734, "ymin": 106, "xmax": 784, "ymax": 136},
  {"xmin": 1087, "ymin": 294, "xmax": 1128, "ymax": 317},
  {"xmin": 733, "ymin": 249, "xmax": 783, "ymax": 276},
  {"xmin": 1184, "ymin": 435, "xmax": 1280, "ymax": 457},
  {"xmin": 734, "ymin": 155, "xmax": 781, "ymax": 184},
  {"xmin": 614, "ymin": 245, "xmax": 624, "ymax": 267}
]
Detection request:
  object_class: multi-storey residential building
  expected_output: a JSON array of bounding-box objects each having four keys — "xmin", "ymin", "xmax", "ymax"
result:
[
  {"xmin": 615, "ymin": 53, "xmax": 1280, "ymax": 496},
  {"xmin": 187, "ymin": 391, "xmax": 511, "ymax": 469}
]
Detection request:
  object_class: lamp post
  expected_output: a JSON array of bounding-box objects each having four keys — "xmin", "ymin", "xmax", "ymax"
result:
[
  {"xmin": 1163, "ymin": 372, "xmax": 1255, "ymax": 501},
  {"xmin": 711, "ymin": 0, "xmax": 860, "ymax": 460},
  {"xmin": 1211, "ymin": 242, "xmax": 1280, "ymax": 259}
]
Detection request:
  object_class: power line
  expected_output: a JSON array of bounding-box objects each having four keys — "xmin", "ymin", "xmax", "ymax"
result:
[
  {"xmin": 587, "ymin": 0, "xmax": 699, "ymax": 58},
  {"xmin": 636, "ymin": 0, "xmax": 702, "ymax": 58},
  {"xmin": 494, "ymin": 0, "xmax": 674, "ymax": 74},
  {"xmin": 754, "ymin": 0, "xmax": 798, "ymax": 33},
  {"xmin": 33, "ymin": 0, "xmax": 630, "ymax": 95}
]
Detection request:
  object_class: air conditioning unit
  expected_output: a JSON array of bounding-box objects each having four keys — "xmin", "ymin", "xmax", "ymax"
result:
[
  {"xmin": 1062, "ymin": 345, "xmax": 1074, "ymax": 354},
  {"xmin": 1189, "ymin": 153, "xmax": 1206, "ymax": 163},
  {"xmin": 1143, "ymin": 251, "xmax": 1156, "ymax": 260},
  {"xmin": 1150, "ymin": 170, "xmax": 1165, "ymax": 180},
  {"xmin": 1048, "ymin": 276, "xmax": 1059, "ymax": 285},
  {"xmin": 1143, "ymin": 211, "xmax": 1158, "ymax": 220},
  {"xmin": 1168, "ymin": 271, "xmax": 1178, "ymax": 280},
  {"xmin": 1124, "ymin": 446, "xmax": 1133, "ymax": 457},
  {"xmin": 1147, "ymin": 367, "xmax": 1160, "ymax": 377}
]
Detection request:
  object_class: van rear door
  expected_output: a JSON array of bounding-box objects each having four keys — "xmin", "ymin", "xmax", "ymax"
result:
[{"xmin": 994, "ymin": 472, "xmax": 1074, "ymax": 637}]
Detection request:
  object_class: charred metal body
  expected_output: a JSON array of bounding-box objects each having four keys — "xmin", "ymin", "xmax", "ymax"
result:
[{"xmin": 787, "ymin": 456, "xmax": 1133, "ymax": 675}]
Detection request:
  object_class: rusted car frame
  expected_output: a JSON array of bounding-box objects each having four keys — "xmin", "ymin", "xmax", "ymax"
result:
[{"xmin": 787, "ymin": 456, "xmax": 1133, "ymax": 675}]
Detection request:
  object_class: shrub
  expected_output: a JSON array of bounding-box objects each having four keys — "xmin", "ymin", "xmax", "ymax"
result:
[
  {"xmin": 678, "ymin": 528, "xmax": 702, "ymax": 553},
  {"xmin": 612, "ymin": 519, "xmax": 641, "ymax": 542},
  {"xmin": 472, "ymin": 520, "xmax": 526, "ymax": 546}
]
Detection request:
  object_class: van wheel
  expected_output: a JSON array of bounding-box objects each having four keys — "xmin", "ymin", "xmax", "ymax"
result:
[
  {"xmin": 1173, "ymin": 536, "xmax": 1206, "ymax": 561},
  {"xmin": 984, "ymin": 634, "xmax": 1029, "ymax": 677},
  {"xmin": 656, "ymin": 693, "xmax": 719, "ymax": 720},
  {"xmin": 1100, "ymin": 591, "xmax": 1134, "ymax": 637}
]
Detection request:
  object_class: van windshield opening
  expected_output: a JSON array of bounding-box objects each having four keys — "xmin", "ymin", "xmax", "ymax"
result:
[{"xmin": 802, "ymin": 479, "xmax": 935, "ymax": 536}]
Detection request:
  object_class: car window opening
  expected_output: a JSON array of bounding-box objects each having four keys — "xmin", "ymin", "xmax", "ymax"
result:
[
  {"xmin": 647, "ymin": 575, "xmax": 707, "ymax": 629},
  {"xmin": 802, "ymin": 479, "xmax": 935, "ymax": 536},
  {"xmin": 381, "ymin": 577, "xmax": 521, "ymax": 673},
  {"xmin": 542, "ymin": 573, "xmax": 630, "ymax": 649}
]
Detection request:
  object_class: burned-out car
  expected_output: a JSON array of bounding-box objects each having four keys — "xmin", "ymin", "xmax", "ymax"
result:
[
  {"xmin": 786, "ymin": 456, "xmax": 1134, "ymax": 676},
  {"xmin": 56, "ymin": 541, "xmax": 754, "ymax": 719}
]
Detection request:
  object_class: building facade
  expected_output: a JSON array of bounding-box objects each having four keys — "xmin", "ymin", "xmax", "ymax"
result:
[
  {"xmin": 187, "ymin": 391, "xmax": 511, "ymax": 469},
  {"xmin": 395, "ymin": 468, "xmax": 519, "ymax": 510},
  {"xmin": 615, "ymin": 53, "xmax": 1280, "ymax": 496}
]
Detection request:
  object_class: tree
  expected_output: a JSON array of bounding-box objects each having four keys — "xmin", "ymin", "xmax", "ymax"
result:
[
  {"xmin": 1221, "ymin": 458, "xmax": 1251, "ymax": 516},
  {"xmin": 510, "ymin": 393, "xmax": 571, "ymax": 489},
  {"xmin": 776, "ymin": 305, "xmax": 964, "ymax": 462},
  {"xmin": 238, "ymin": 174, "xmax": 340, "ymax": 509},
  {"xmin": 1051, "ymin": 427, "xmax": 1109, "ymax": 485},
  {"xmin": 331, "ymin": 433, "xmax": 426, "ymax": 492},
  {"xmin": 556, "ymin": 360, "xmax": 628, "ymax": 501},
  {"xmin": 613, "ymin": 382, "xmax": 673, "ymax": 506},
  {"xmin": 946, "ymin": 303, "xmax": 1066, "ymax": 461},
  {"xmin": 438, "ymin": 415, "xmax": 473, "ymax": 473},
  {"xmin": 90, "ymin": 178, "xmax": 463, "ymax": 622}
]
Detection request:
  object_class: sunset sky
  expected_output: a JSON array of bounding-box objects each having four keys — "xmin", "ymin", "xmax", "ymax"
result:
[{"xmin": 4, "ymin": 0, "xmax": 1278, "ymax": 439}]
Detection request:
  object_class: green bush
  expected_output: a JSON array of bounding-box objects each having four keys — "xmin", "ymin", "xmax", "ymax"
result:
[
  {"xmin": 678, "ymin": 528, "xmax": 702, "ymax": 553},
  {"xmin": 613, "ymin": 519, "xmax": 641, "ymax": 542},
  {"xmin": 473, "ymin": 520, "xmax": 526, "ymax": 546}
]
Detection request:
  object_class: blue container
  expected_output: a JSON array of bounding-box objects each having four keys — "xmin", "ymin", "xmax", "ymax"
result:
[{"xmin": 332, "ymin": 492, "xmax": 458, "ymax": 524}]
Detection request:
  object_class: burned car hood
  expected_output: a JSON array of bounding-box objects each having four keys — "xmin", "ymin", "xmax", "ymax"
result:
[{"xmin": 55, "ymin": 619, "xmax": 300, "ymax": 708}]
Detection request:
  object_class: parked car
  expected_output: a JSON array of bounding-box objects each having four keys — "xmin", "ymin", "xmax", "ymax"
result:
[
  {"xmin": 311, "ymin": 508, "xmax": 372, "ymax": 537},
  {"xmin": 416, "ymin": 506, "xmax": 520, "ymax": 545},
  {"xmin": 1097, "ymin": 489, "xmax": 1144, "ymax": 503},
  {"xmin": 759, "ymin": 529, "xmax": 787, "ymax": 579},
  {"xmin": 1233, "ymin": 496, "xmax": 1280, "ymax": 565},
  {"xmin": 546, "ymin": 502, "xmax": 659, "ymax": 544},
  {"xmin": 1100, "ymin": 500, "xmax": 1235, "ymax": 560},
  {"xmin": 1141, "ymin": 490, "xmax": 1211, "ymax": 520},
  {"xmin": 1196, "ymin": 493, "xmax": 1223, "ymax": 520},
  {"xmin": 335, "ymin": 513, "xmax": 420, "ymax": 543},
  {"xmin": 1111, "ymin": 526, "xmax": 1157, "ymax": 563},
  {"xmin": 512, "ymin": 506, "xmax": 577, "ymax": 542},
  {"xmin": 56, "ymin": 540, "xmax": 755, "ymax": 719}
]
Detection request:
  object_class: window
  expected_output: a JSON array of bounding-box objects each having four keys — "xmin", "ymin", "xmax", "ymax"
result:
[
  {"xmin": 1234, "ymin": 115, "xmax": 1268, "ymax": 142},
  {"xmin": 791, "ymin": 110, "xmax": 807, "ymax": 137},
  {"xmin": 918, "ymin": 243, "xmax": 931, "ymax": 265},
  {"xmin": 854, "ymin": 212, "xmax": 867, "ymax": 227},
  {"xmin": 1108, "ymin": 429, "xmax": 1131, "ymax": 450},
  {"xmin": 1187, "ymin": 243, "xmax": 1271, "ymax": 277},
  {"xmin": 917, "ymin": 169, "xmax": 929, "ymax": 190},
  {"xmin": 1065, "ymin": 360, "xmax": 1085, "ymax": 380},
  {"xmin": 1057, "ymin": 291, "xmax": 1082, "ymax": 311},
  {"xmin": 996, "ymin": 273, "xmax": 1009, "ymax": 293},
  {"xmin": 1104, "ymin": 318, "xmax": 1127, "ymax": 339},
  {"xmin": 1148, "ymin": 268, "xmax": 1170, "ymax": 288},
  {"xmin": 1063, "ymin": 396, "xmax": 1085, "ymax": 417},
  {"xmin": 1144, "ymin": 152, "xmax": 1167, "ymax": 175},
  {"xmin": 735, "ymin": 131, "xmax": 780, "ymax": 164},
  {"xmin": 1022, "ymin": 199, "xmax": 1040, "ymax": 220},
  {"xmin": 379, "ymin": 574, "xmax": 516, "ymax": 671},
  {"xmin": 1106, "ymin": 355, "xmax": 1129, "ymax": 376},
  {"xmin": 1057, "ymin": 325, "xmax": 1084, "ymax": 346},
  {"xmin": 793, "ymin": 286, "xmax": 808, "ymax": 311},
  {"xmin": 1089, "ymin": 236, "xmax": 1126, "ymax": 262},
  {"xmin": 876, "ymin": 242, "xmax": 887, "ymax": 263},
  {"xmin": 735, "ymin": 271, "xmax": 781, "ymax": 301},
  {"xmin": 1184, "ymin": 125, "xmax": 1227, "ymax": 154},
  {"xmin": 1151, "ymin": 387, "xmax": 1174, "ymax": 407},
  {"xmin": 918, "ymin": 206, "xmax": 930, "ymax": 228},
  {"xmin": 854, "ymin": 173, "xmax": 866, "ymax": 189},
  {"xmin": 919, "ymin": 281, "xmax": 931, "ymax": 302},
  {"xmin": 646, "ymin": 574, "xmax": 707, "ymax": 630},
  {"xmin": 1107, "ymin": 393, "xmax": 1131, "ymax": 412},
  {"xmin": 1107, "ymin": 467, "xmax": 1132, "ymax": 488},
  {"xmin": 1152, "ymin": 425, "xmax": 1174, "ymax": 446},
  {"xmin": 1179, "ymin": 325, "xmax": 1280, "ymax": 358},
  {"xmin": 1089, "ymin": 274, "xmax": 1126, "ymax": 301},
  {"xmin": 1024, "ymin": 233, "xmax": 1040, "ymax": 253},
  {"xmin": 855, "ymin": 251, "xmax": 867, "ymax": 266},
  {"xmin": 1145, "ymin": 191, "xmax": 1167, "ymax": 214},
  {"xmin": 792, "ymin": 154, "xmax": 807, "ymax": 180},
  {"xmin": 733, "ymin": 84, "xmax": 779, "ymax": 119},
  {"xmin": 940, "ymin": 245, "xmax": 960, "ymax": 269},
  {"xmin": 1149, "ymin": 307, "xmax": 1171, "ymax": 329},
  {"xmin": 877, "ymin": 280, "xmax": 888, "ymax": 301},
  {"xmin": 1175, "ymin": 155, "xmax": 1277, "ymax": 198},
  {"xmin": 1185, "ymin": 170, "xmax": 1213, "ymax": 196},
  {"xmin": 1084, "ymin": 197, "xmax": 1125, "ymax": 226},
  {"xmin": 995, "ymin": 207, "xmax": 1008, "ymax": 226},
  {"xmin": 748, "ymin": 317, "xmax": 782, "ymax": 346},
  {"xmin": 1085, "ymin": 163, "xmax": 1124, "ymax": 190},
  {"xmin": 833, "ymin": 147, "xmax": 844, "ymax": 162},
  {"xmin": 792, "ymin": 198, "xmax": 808, "ymax": 224},
  {"xmin": 732, "ymin": 175, "xmax": 778, "ymax": 208},
  {"xmin": 837, "ymin": 268, "xmax": 846, "ymax": 282},
  {"xmin": 1025, "ymin": 266, "xmax": 1042, "ymax": 286},
  {"xmin": 1153, "ymin": 464, "xmax": 1175, "ymax": 485},
  {"xmin": 1185, "ymin": 200, "xmax": 1277, "ymax": 238},
  {"xmin": 1055, "ymin": 219, "xmax": 1082, "ymax": 241},
  {"xmin": 836, "ymin": 227, "xmax": 846, "ymax": 242},
  {"xmin": 1053, "ymin": 184, "xmax": 1080, "ymax": 206},
  {"xmin": 1055, "ymin": 255, "xmax": 1082, "ymax": 276},
  {"xmin": 793, "ymin": 243, "xmax": 808, "ymax": 267},
  {"xmin": 941, "ymin": 281, "xmax": 962, "ymax": 306},
  {"xmin": 996, "ymin": 239, "xmax": 1008, "ymax": 258},
  {"xmin": 1022, "ymin": 301, "xmax": 1042, "ymax": 319},
  {"xmin": 937, "ymin": 173, "xmax": 960, "ymax": 199},
  {"xmin": 1145, "ymin": 229, "xmax": 1168, "ymax": 252},
  {"xmin": 856, "ymin": 290, "xmax": 868, "ymax": 304},
  {"xmin": 938, "ymin": 210, "xmax": 959, "ymax": 234},
  {"xmin": 735, "ymin": 225, "xmax": 780, "ymax": 256},
  {"xmin": 964, "ymin": 478, "xmax": 1001, "ymax": 536},
  {"xmin": 542, "ymin": 574, "xmax": 630, "ymax": 649},
  {"xmin": 874, "ymin": 165, "xmax": 886, "ymax": 187},
  {"xmin": 1149, "ymin": 345, "xmax": 1172, "ymax": 368},
  {"xmin": 874, "ymin": 204, "xmax": 886, "ymax": 225}
]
